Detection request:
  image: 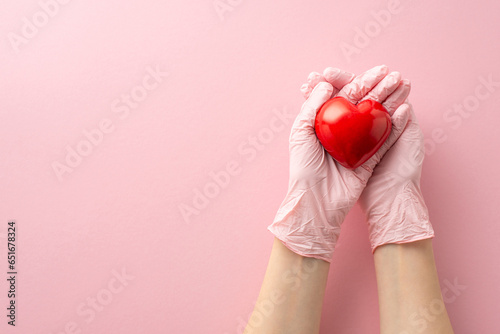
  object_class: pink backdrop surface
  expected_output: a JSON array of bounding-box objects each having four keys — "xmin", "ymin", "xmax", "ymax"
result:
[{"xmin": 1, "ymin": 1, "xmax": 499, "ymax": 333}]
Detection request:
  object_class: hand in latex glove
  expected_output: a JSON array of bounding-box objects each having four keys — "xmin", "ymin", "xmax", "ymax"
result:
[
  {"xmin": 358, "ymin": 101, "xmax": 435, "ymax": 252},
  {"xmin": 304, "ymin": 68, "xmax": 435, "ymax": 252},
  {"xmin": 268, "ymin": 65, "xmax": 411, "ymax": 262}
]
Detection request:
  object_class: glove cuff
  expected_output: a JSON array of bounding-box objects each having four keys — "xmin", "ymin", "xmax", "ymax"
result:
[
  {"xmin": 267, "ymin": 189, "xmax": 346, "ymax": 262},
  {"xmin": 368, "ymin": 181, "xmax": 434, "ymax": 252}
]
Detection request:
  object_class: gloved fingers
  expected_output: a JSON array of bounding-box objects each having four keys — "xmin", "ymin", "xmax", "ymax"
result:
[
  {"xmin": 301, "ymin": 68, "xmax": 355, "ymax": 100},
  {"xmin": 386, "ymin": 103, "xmax": 413, "ymax": 147},
  {"xmin": 363, "ymin": 103, "xmax": 412, "ymax": 169},
  {"xmin": 291, "ymin": 81, "xmax": 334, "ymax": 138},
  {"xmin": 382, "ymin": 79, "xmax": 411, "ymax": 115},
  {"xmin": 300, "ymin": 83, "xmax": 313, "ymax": 99},
  {"xmin": 404, "ymin": 99, "xmax": 420, "ymax": 125},
  {"xmin": 323, "ymin": 67, "xmax": 356, "ymax": 96},
  {"xmin": 300, "ymin": 72, "xmax": 324, "ymax": 99},
  {"xmin": 359, "ymin": 71, "xmax": 401, "ymax": 104},
  {"xmin": 337, "ymin": 65, "xmax": 389, "ymax": 104},
  {"xmin": 393, "ymin": 102, "xmax": 425, "ymax": 158}
]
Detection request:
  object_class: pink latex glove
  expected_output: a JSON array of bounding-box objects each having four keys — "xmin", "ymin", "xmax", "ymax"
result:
[
  {"xmin": 358, "ymin": 101, "xmax": 435, "ymax": 252},
  {"xmin": 268, "ymin": 65, "xmax": 412, "ymax": 262},
  {"xmin": 301, "ymin": 68, "xmax": 434, "ymax": 253}
]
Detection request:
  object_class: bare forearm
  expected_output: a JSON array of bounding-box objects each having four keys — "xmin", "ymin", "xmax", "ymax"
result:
[
  {"xmin": 374, "ymin": 239, "xmax": 454, "ymax": 334},
  {"xmin": 244, "ymin": 238, "xmax": 330, "ymax": 334}
]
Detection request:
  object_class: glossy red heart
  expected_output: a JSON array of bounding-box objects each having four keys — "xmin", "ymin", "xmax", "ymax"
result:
[{"xmin": 315, "ymin": 96, "xmax": 391, "ymax": 169}]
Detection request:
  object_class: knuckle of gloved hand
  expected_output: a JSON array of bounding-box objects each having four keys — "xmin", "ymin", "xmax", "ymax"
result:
[
  {"xmin": 314, "ymin": 81, "xmax": 331, "ymax": 94},
  {"xmin": 308, "ymin": 71, "xmax": 321, "ymax": 82},
  {"xmin": 323, "ymin": 67, "xmax": 339, "ymax": 81},
  {"xmin": 386, "ymin": 101, "xmax": 398, "ymax": 112},
  {"xmin": 300, "ymin": 83, "xmax": 312, "ymax": 96},
  {"xmin": 344, "ymin": 83, "xmax": 357, "ymax": 96}
]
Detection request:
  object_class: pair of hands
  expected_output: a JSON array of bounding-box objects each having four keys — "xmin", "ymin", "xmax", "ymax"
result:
[{"xmin": 268, "ymin": 65, "xmax": 434, "ymax": 262}]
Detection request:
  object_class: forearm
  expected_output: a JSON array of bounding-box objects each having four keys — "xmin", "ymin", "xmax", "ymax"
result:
[
  {"xmin": 244, "ymin": 238, "xmax": 330, "ymax": 334},
  {"xmin": 374, "ymin": 239, "xmax": 454, "ymax": 334}
]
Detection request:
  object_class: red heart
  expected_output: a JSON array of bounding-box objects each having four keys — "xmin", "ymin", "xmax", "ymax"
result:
[{"xmin": 315, "ymin": 96, "xmax": 391, "ymax": 169}]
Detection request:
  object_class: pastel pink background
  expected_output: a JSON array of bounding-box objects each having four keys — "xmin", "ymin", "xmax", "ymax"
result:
[{"xmin": 1, "ymin": 1, "xmax": 499, "ymax": 333}]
